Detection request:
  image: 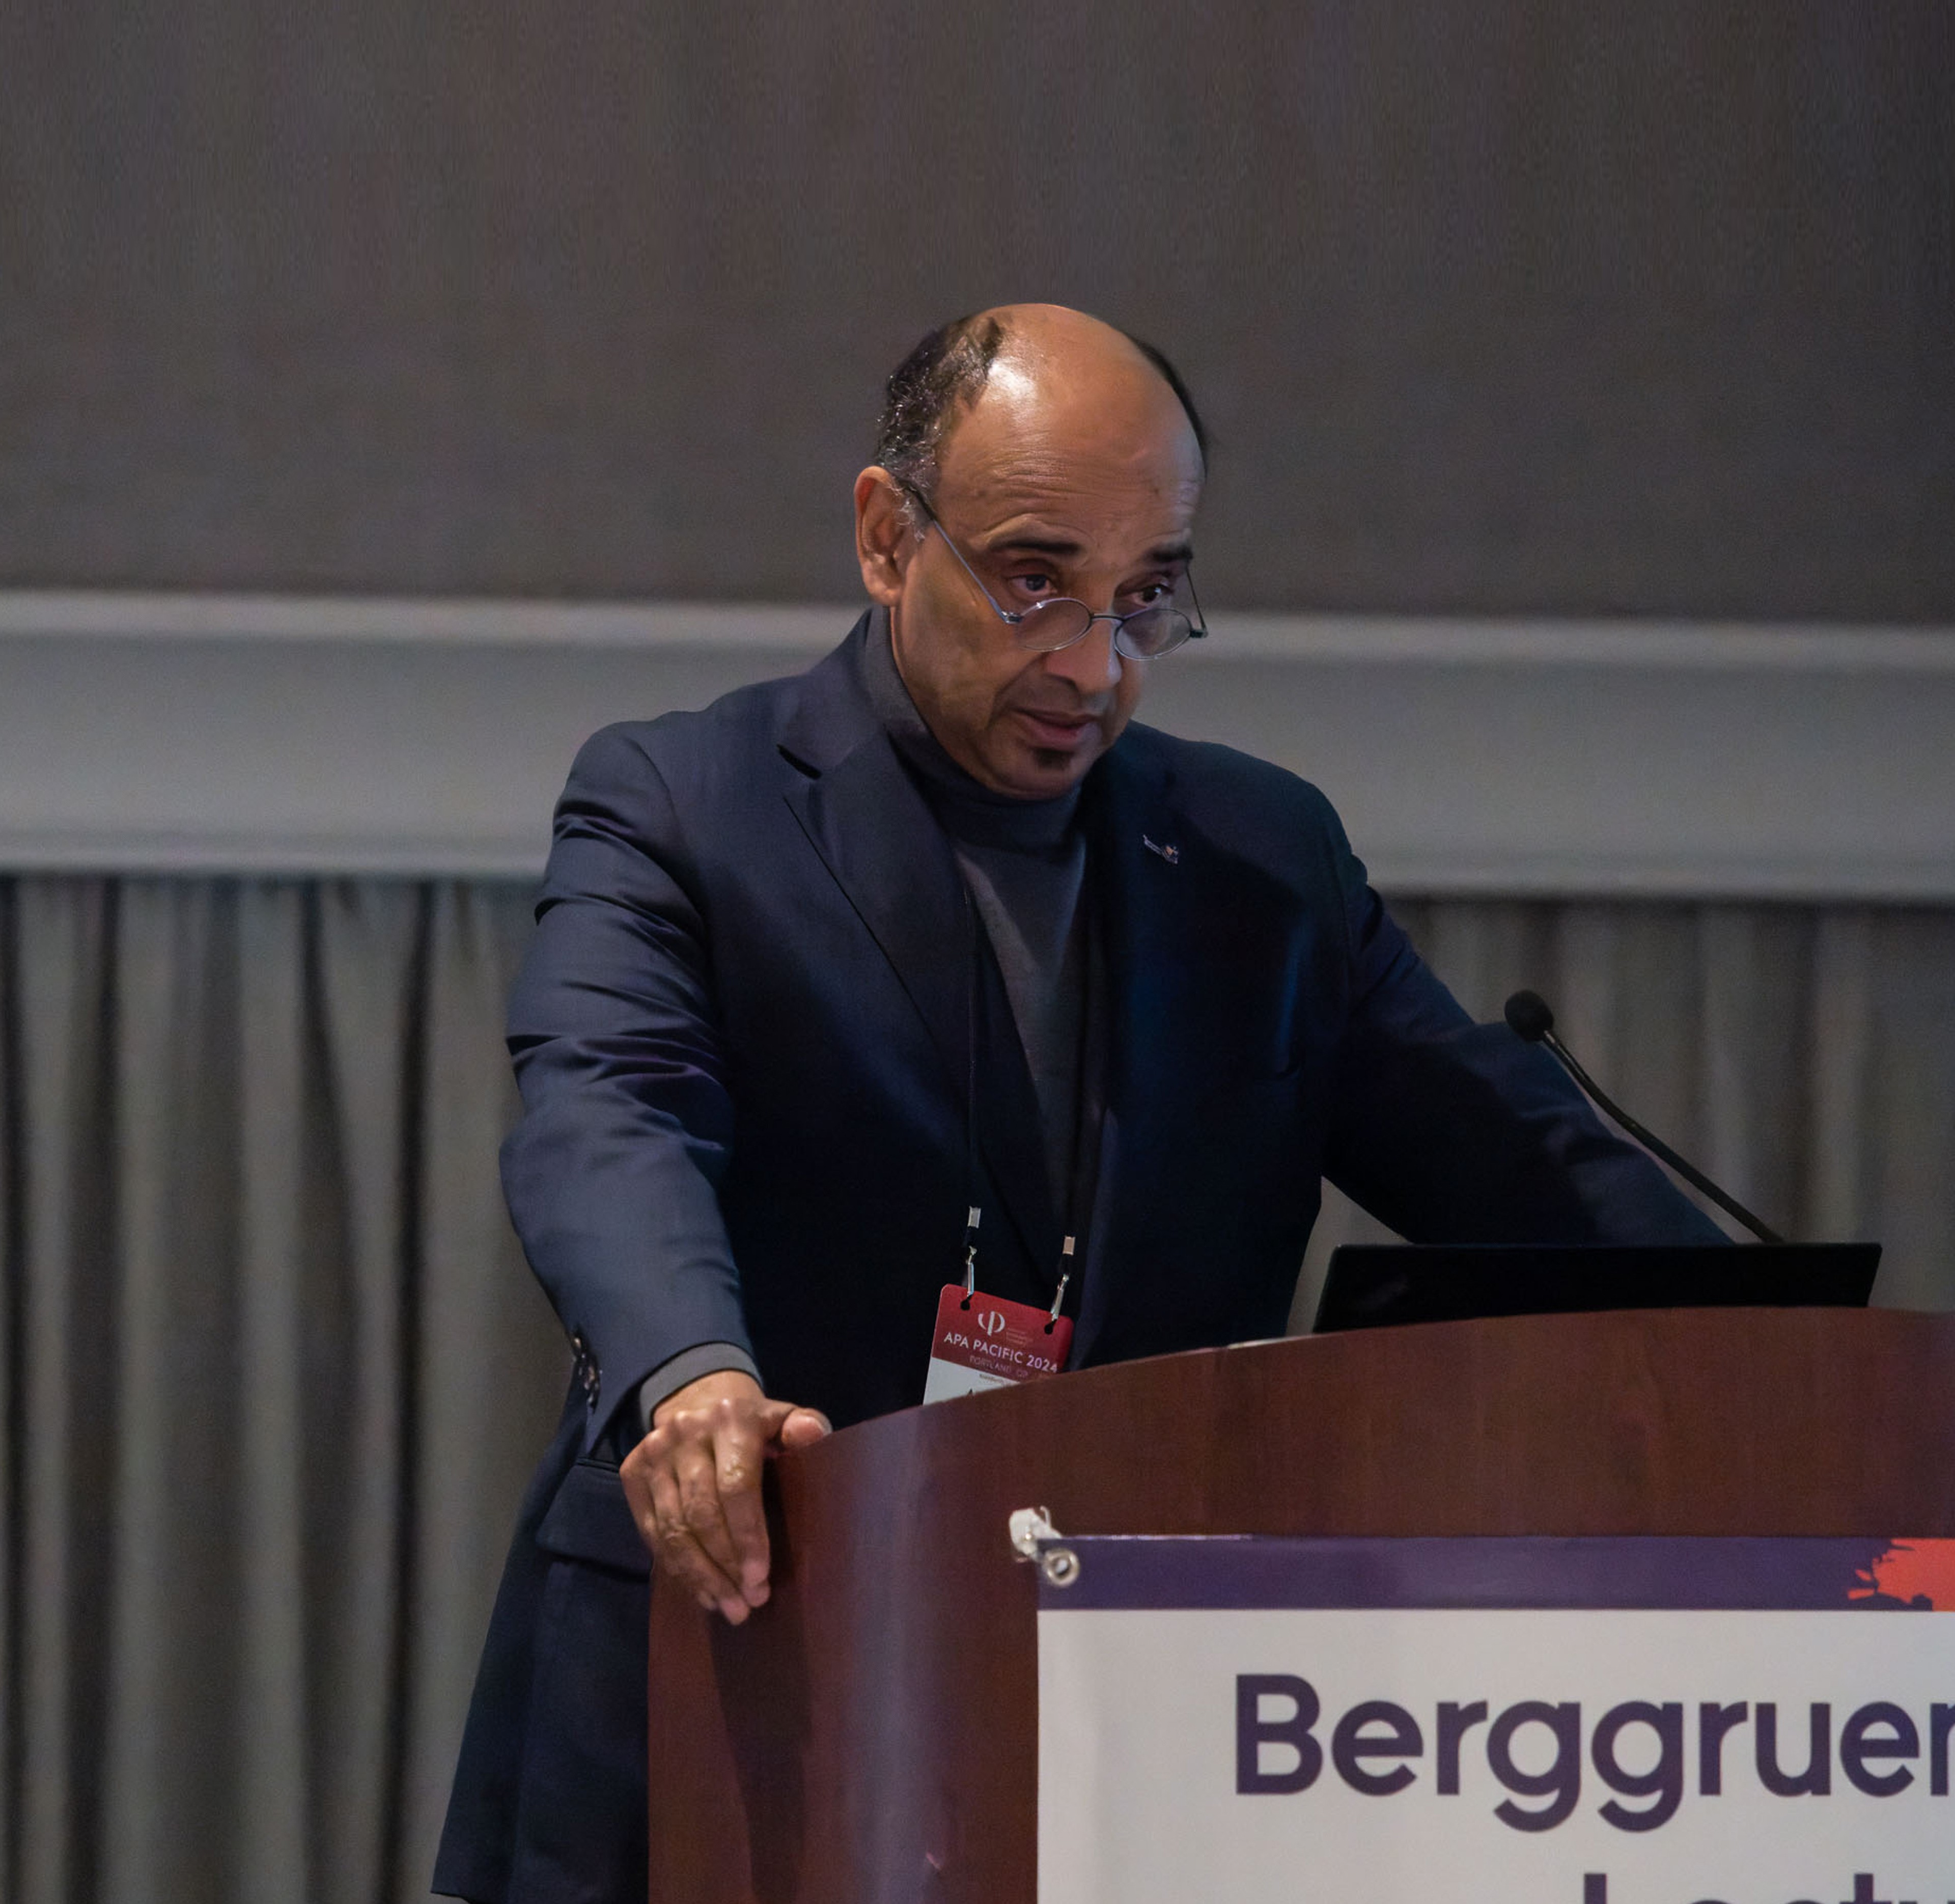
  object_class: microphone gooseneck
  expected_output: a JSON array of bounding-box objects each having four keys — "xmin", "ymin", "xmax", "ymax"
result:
[{"xmin": 1500, "ymin": 989, "xmax": 1784, "ymax": 1245}]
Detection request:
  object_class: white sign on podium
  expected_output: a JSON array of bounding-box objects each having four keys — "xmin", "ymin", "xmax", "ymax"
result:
[{"xmin": 1037, "ymin": 1536, "xmax": 1955, "ymax": 1904}]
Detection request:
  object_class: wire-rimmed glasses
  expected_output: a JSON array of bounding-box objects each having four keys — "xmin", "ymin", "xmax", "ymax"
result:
[{"xmin": 901, "ymin": 486, "xmax": 1207, "ymax": 661}]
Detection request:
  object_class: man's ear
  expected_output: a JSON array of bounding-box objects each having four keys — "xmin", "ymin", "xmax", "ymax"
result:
[{"xmin": 854, "ymin": 467, "xmax": 915, "ymax": 607}]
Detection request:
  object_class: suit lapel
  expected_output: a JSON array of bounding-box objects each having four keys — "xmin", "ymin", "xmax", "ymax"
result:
[
  {"xmin": 778, "ymin": 618, "xmax": 1058, "ymax": 1284},
  {"xmin": 1075, "ymin": 733, "xmax": 1219, "ymax": 1360},
  {"xmin": 779, "ymin": 632, "xmax": 969, "ymax": 1094}
]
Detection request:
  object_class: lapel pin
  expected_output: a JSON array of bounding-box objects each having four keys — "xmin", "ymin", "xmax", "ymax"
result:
[{"xmin": 1141, "ymin": 834, "xmax": 1180, "ymax": 865}]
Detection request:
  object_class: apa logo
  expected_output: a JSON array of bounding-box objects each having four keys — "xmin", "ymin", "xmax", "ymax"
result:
[{"xmin": 977, "ymin": 1309, "xmax": 1008, "ymax": 1337}]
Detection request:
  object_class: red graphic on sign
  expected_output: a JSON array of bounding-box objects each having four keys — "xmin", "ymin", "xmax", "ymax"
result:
[{"xmin": 1848, "ymin": 1539, "xmax": 1955, "ymax": 1609}]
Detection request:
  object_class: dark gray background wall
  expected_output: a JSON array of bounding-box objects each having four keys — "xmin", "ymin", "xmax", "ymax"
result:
[{"xmin": 2, "ymin": 2, "xmax": 1950, "ymax": 616}]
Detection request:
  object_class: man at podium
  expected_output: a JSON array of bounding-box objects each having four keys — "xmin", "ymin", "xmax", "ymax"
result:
[{"xmin": 435, "ymin": 304, "xmax": 1720, "ymax": 1903}]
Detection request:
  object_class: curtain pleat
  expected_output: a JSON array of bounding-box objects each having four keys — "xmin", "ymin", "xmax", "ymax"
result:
[
  {"xmin": 8, "ymin": 881, "xmax": 122, "ymax": 1904},
  {"xmin": 1, "ymin": 877, "xmax": 1950, "ymax": 1903},
  {"xmin": 393, "ymin": 886, "xmax": 572, "ymax": 1903}
]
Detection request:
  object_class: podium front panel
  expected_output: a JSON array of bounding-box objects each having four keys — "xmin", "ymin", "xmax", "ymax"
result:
[{"xmin": 647, "ymin": 1307, "xmax": 1955, "ymax": 1902}]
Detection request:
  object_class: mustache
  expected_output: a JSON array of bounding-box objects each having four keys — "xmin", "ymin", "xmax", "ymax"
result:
[{"xmin": 1006, "ymin": 690, "xmax": 1114, "ymax": 720}]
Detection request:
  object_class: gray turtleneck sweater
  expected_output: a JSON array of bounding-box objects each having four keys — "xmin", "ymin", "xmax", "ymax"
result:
[{"xmin": 859, "ymin": 611, "xmax": 1093, "ymax": 1222}]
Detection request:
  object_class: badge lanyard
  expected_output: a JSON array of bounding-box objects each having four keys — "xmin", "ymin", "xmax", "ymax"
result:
[{"xmin": 922, "ymin": 894, "xmax": 1082, "ymax": 1404}]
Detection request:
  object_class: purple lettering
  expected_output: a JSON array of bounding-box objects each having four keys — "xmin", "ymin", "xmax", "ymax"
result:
[
  {"xmin": 1755, "ymin": 1702, "xmax": 1831, "ymax": 1797},
  {"xmin": 1437, "ymin": 1701, "xmax": 1489, "ymax": 1795},
  {"xmin": 1841, "ymin": 1702, "xmax": 1919, "ymax": 1797},
  {"xmin": 1699, "ymin": 1703, "xmax": 1749, "ymax": 1795},
  {"xmin": 1488, "ymin": 1701, "xmax": 1583, "ymax": 1831},
  {"xmin": 1235, "ymin": 1674, "xmax": 1322, "ymax": 1795},
  {"xmin": 1592, "ymin": 1701, "xmax": 1684, "ymax": 1831},
  {"xmin": 1331, "ymin": 1699, "xmax": 1423, "ymax": 1796}
]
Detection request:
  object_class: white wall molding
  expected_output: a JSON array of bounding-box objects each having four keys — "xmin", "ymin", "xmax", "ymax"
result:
[
  {"xmin": 3, "ymin": 591, "xmax": 1950, "ymax": 897},
  {"xmin": 0, "ymin": 590, "xmax": 851, "ymax": 651}
]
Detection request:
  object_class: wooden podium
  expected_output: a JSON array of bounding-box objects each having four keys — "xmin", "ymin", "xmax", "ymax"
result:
[{"xmin": 647, "ymin": 1309, "xmax": 1955, "ymax": 1901}]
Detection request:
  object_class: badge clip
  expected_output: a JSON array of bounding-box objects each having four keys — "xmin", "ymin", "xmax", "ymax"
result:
[
  {"xmin": 1047, "ymin": 1236, "xmax": 1075, "ymax": 1332},
  {"xmin": 962, "ymin": 1205, "xmax": 981, "ymax": 1306}
]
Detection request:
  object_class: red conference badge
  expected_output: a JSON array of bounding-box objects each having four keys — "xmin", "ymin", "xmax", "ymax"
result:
[{"xmin": 923, "ymin": 1284, "xmax": 1074, "ymax": 1404}]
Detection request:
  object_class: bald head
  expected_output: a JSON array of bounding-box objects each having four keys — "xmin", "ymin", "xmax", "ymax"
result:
[
  {"xmin": 854, "ymin": 304, "xmax": 1208, "ymax": 799},
  {"xmin": 874, "ymin": 303, "xmax": 1207, "ymax": 519}
]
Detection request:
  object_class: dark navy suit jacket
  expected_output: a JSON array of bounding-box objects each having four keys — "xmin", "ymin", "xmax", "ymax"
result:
[{"xmin": 435, "ymin": 615, "xmax": 1720, "ymax": 1901}]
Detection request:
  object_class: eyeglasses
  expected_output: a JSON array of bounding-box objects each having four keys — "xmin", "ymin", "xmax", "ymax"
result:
[{"xmin": 901, "ymin": 486, "xmax": 1208, "ymax": 661}]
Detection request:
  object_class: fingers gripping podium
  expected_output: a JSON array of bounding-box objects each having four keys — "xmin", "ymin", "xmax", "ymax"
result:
[{"xmin": 646, "ymin": 1309, "xmax": 1955, "ymax": 1901}]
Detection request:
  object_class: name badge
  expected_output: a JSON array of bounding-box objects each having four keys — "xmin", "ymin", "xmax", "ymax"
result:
[{"xmin": 923, "ymin": 1284, "xmax": 1075, "ymax": 1404}]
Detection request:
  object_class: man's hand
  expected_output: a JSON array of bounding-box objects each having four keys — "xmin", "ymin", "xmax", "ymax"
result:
[{"xmin": 621, "ymin": 1369, "xmax": 831, "ymax": 1623}]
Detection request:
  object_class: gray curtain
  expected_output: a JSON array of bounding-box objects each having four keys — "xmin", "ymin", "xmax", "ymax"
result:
[
  {"xmin": 2, "ymin": 877, "xmax": 1951, "ymax": 1904},
  {"xmin": 0, "ymin": 878, "xmax": 566, "ymax": 1904}
]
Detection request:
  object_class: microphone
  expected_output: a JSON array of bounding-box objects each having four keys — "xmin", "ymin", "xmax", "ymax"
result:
[{"xmin": 1502, "ymin": 989, "xmax": 1784, "ymax": 1244}]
